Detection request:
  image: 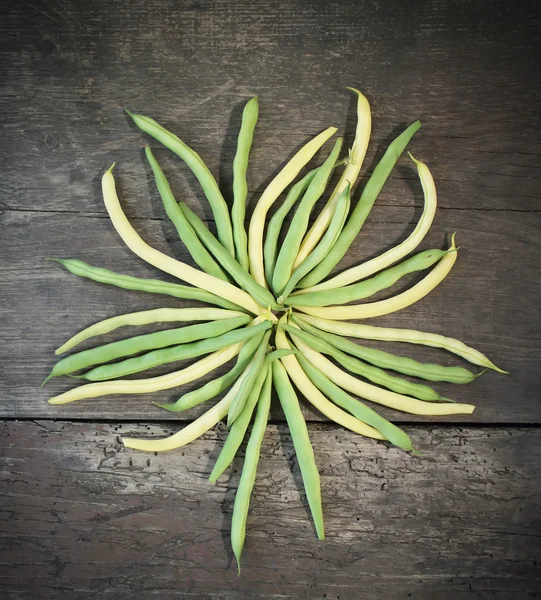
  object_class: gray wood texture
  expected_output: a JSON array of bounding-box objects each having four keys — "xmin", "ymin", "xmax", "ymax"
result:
[
  {"xmin": 1, "ymin": 0, "xmax": 540, "ymax": 596},
  {"xmin": 1, "ymin": 420, "xmax": 540, "ymax": 599}
]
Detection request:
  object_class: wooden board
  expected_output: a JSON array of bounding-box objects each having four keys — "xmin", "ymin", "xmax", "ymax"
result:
[
  {"xmin": 1, "ymin": 0, "xmax": 541, "ymax": 596},
  {"xmin": 2, "ymin": 207, "xmax": 540, "ymax": 423},
  {"xmin": 1, "ymin": 420, "xmax": 540, "ymax": 599}
]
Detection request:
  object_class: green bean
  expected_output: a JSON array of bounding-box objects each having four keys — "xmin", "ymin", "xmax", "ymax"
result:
[
  {"xmin": 56, "ymin": 307, "xmax": 245, "ymax": 355},
  {"xmin": 102, "ymin": 165, "xmax": 263, "ymax": 315},
  {"xmin": 157, "ymin": 330, "xmax": 266, "ymax": 412},
  {"xmin": 81, "ymin": 320, "xmax": 272, "ymax": 381},
  {"xmin": 294, "ymin": 351, "xmax": 413, "ymax": 451},
  {"xmin": 210, "ymin": 365, "xmax": 268, "ymax": 483},
  {"xmin": 45, "ymin": 315, "xmax": 250, "ymax": 383},
  {"xmin": 295, "ymin": 337, "xmax": 474, "ymax": 416},
  {"xmin": 298, "ymin": 152, "xmax": 437, "ymax": 294},
  {"xmin": 232, "ymin": 97, "xmax": 258, "ymax": 271},
  {"xmin": 293, "ymin": 315, "xmax": 479, "ymax": 384},
  {"xmin": 272, "ymin": 360, "xmax": 325, "ymax": 540},
  {"xmin": 283, "ymin": 324, "xmax": 449, "ymax": 402},
  {"xmin": 294, "ymin": 88, "xmax": 371, "ymax": 267},
  {"xmin": 209, "ymin": 349, "xmax": 296, "ymax": 482},
  {"xmin": 297, "ymin": 121, "xmax": 422, "ymax": 289},
  {"xmin": 263, "ymin": 168, "xmax": 319, "ymax": 285},
  {"xmin": 287, "ymin": 247, "xmax": 452, "ymax": 307},
  {"xmin": 231, "ymin": 367, "xmax": 271, "ymax": 574},
  {"xmin": 49, "ymin": 344, "xmax": 242, "ymax": 405},
  {"xmin": 272, "ymin": 138, "xmax": 343, "ymax": 295},
  {"xmin": 47, "ymin": 258, "xmax": 245, "ymax": 311},
  {"xmin": 248, "ymin": 127, "xmax": 338, "ymax": 287},
  {"xmin": 127, "ymin": 110, "xmax": 235, "ymax": 255},
  {"xmin": 280, "ymin": 183, "xmax": 350, "ymax": 301},
  {"xmin": 227, "ymin": 330, "xmax": 272, "ymax": 425},
  {"xmin": 144, "ymin": 146, "xmax": 229, "ymax": 281},
  {"xmin": 179, "ymin": 203, "xmax": 280, "ymax": 311},
  {"xmin": 297, "ymin": 313, "xmax": 506, "ymax": 374}
]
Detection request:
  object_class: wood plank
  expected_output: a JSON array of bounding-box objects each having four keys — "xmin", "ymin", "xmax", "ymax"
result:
[
  {"xmin": 0, "ymin": 208, "xmax": 541, "ymax": 423},
  {"xmin": 1, "ymin": 420, "xmax": 539, "ymax": 599},
  {"xmin": 1, "ymin": 0, "xmax": 540, "ymax": 215},
  {"xmin": 1, "ymin": 207, "xmax": 540, "ymax": 423}
]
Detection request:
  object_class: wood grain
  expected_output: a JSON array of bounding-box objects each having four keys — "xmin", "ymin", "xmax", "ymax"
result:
[
  {"xmin": 1, "ymin": 420, "xmax": 540, "ymax": 599},
  {"xmin": 2, "ymin": 206, "xmax": 539, "ymax": 422}
]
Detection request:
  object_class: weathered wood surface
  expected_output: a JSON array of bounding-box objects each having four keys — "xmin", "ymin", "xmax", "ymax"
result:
[
  {"xmin": 2, "ymin": 206, "xmax": 540, "ymax": 423},
  {"xmin": 1, "ymin": 0, "xmax": 540, "ymax": 425},
  {"xmin": 1, "ymin": 0, "xmax": 541, "ymax": 596},
  {"xmin": 1, "ymin": 420, "xmax": 540, "ymax": 599}
]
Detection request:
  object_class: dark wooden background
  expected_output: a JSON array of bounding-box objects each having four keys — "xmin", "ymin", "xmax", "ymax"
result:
[{"xmin": 1, "ymin": 0, "xmax": 540, "ymax": 598}]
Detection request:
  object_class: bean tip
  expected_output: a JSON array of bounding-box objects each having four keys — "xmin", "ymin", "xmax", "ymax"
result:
[{"xmin": 40, "ymin": 374, "xmax": 53, "ymax": 388}]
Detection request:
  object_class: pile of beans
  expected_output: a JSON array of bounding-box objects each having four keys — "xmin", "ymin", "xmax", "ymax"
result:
[{"xmin": 45, "ymin": 90, "xmax": 505, "ymax": 571}]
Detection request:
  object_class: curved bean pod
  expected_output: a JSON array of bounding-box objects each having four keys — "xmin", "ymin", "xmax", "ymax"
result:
[
  {"xmin": 287, "ymin": 247, "xmax": 450, "ymax": 307},
  {"xmin": 47, "ymin": 258, "xmax": 245, "ymax": 312},
  {"xmin": 231, "ymin": 367, "xmax": 272, "ymax": 573},
  {"xmin": 179, "ymin": 202, "xmax": 279, "ymax": 310},
  {"xmin": 280, "ymin": 183, "xmax": 350, "ymax": 301},
  {"xmin": 122, "ymin": 364, "xmax": 251, "ymax": 453},
  {"xmin": 227, "ymin": 329, "xmax": 273, "ymax": 425},
  {"xmin": 294, "ymin": 338, "xmax": 475, "ymax": 416},
  {"xmin": 56, "ymin": 307, "xmax": 244, "ymax": 355},
  {"xmin": 144, "ymin": 146, "xmax": 228, "ymax": 281},
  {"xmin": 275, "ymin": 322, "xmax": 384, "ymax": 440},
  {"xmin": 102, "ymin": 165, "xmax": 263, "ymax": 315},
  {"xmin": 263, "ymin": 168, "xmax": 319, "ymax": 285},
  {"xmin": 46, "ymin": 315, "xmax": 250, "ymax": 381},
  {"xmin": 283, "ymin": 323, "xmax": 450, "ymax": 401},
  {"xmin": 294, "ymin": 88, "xmax": 371, "ymax": 266},
  {"xmin": 295, "ymin": 233, "xmax": 457, "ymax": 319},
  {"xmin": 210, "ymin": 365, "xmax": 269, "ymax": 483},
  {"xmin": 272, "ymin": 360, "xmax": 325, "ymax": 540},
  {"xmin": 296, "ymin": 152, "xmax": 437, "ymax": 294},
  {"xmin": 209, "ymin": 349, "xmax": 295, "ymax": 482},
  {"xmin": 48, "ymin": 343, "xmax": 241, "ymax": 405},
  {"xmin": 158, "ymin": 330, "xmax": 266, "ymax": 413},
  {"xmin": 127, "ymin": 111, "xmax": 235, "ymax": 255},
  {"xmin": 272, "ymin": 137, "xmax": 343, "ymax": 295},
  {"xmin": 295, "ymin": 352, "xmax": 413, "ymax": 451},
  {"xmin": 232, "ymin": 97, "xmax": 258, "ymax": 271},
  {"xmin": 293, "ymin": 315, "xmax": 479, "ymax": 383},
  {"xmin": 297, "ymin": 120, "xmax": 422, "ymax": 289},
  {"xmin": 248, "ymin": 127, "xmax": 338, "ymax": 287},
  {"xmin": 81, "ymin": 320, "xmax": 272, "ymax": 381}
]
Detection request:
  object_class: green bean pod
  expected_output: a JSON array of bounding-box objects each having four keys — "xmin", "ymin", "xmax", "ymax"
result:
[
  {"xmin": 272, "ymin": 137, "xmax": 343, "ymax": 295},
  {"xmin": 295, "ymin": 352, "xmax": 413, "ymax": 451},
  {"xmin": 127, "ymin": 110, "xmax": 235, "ymax": 256},
  {"xmin": 297, "ymin": 120, "xmax": 422, "ymax": 289},
  {"xmin": 56, "ymin": 307, "xmax": 244, "ymax": 355},
  {"xmin": 293, "ymin": 315, "xmax": 478, "ymax": 384},
  {"xmin": 46, "ymin": 315, "xmax": 250, "ymax": 382},
  {"xmin": 144, "ymin": 146, "xmax": 229, "ymax": 281},
  {"xmin": 209, "ymin": 349, "xmax": 296, "ymax": 481},
  {"xmin": 283, "ymin": 324, "xmax": 449, "ymax": 402},
  {"xmin": 47, "ymin": 258, "xmax": 245, "ymax": 311},
  {"xmin": 210, "ymin": 365, "xmax": 268, "ymax": 483},
  {"xmin": 158, "ymin": 331, "xmax": 266, "ymax": 412},
  {"xmin": 263, "ymin": 168, "xmax": 319, "ymax": 285},
  {"xmin": 179, "ymin": 203, "xmax": 279, "ymax": 310},
  {"xmin": 280, "ymin": 183, "xmax": 350, "ymax": 301},
  {"xmin": 231, "ymin": 367, "xmax": 272, "ymax": 574},
  {"xmin": 272, "ymin": 360, "xmax": 325, "ymax": 540},
  {"xmin": 227, "ymin": 330, "xmax": 272, "ymax": 425},
  {"xmin": 232, "ymin": 97, "xmax": 258, "ymax": 271},
  {"xmin": 288, "ymin": 247, "xmax": 451, "ymax": 307},
  {"xmin": 81, "ymin": 320, "xmax": 272, "ymax": 381}
]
